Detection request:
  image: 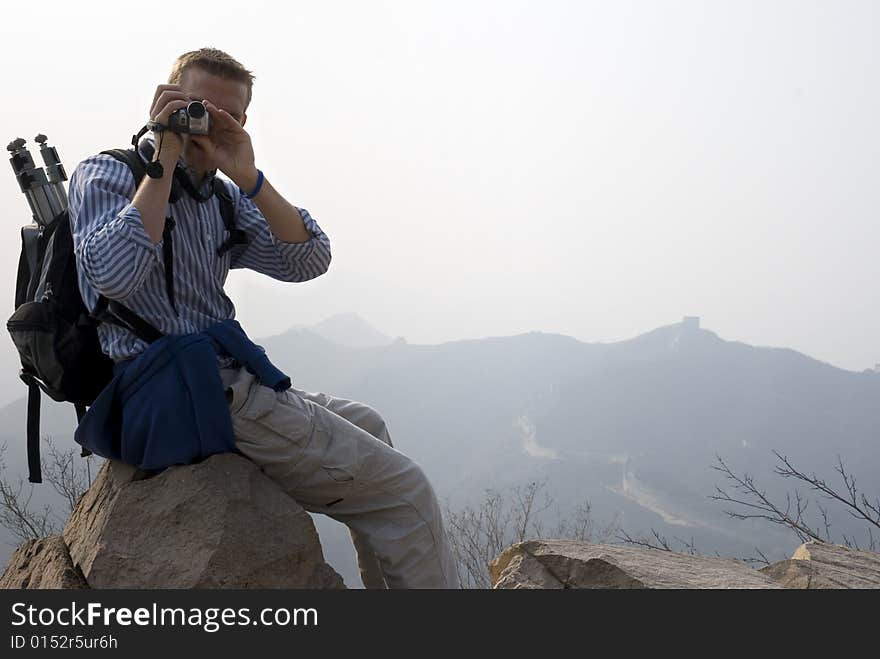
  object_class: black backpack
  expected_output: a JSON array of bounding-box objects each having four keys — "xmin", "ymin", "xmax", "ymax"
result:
[{"xmin": 7, "ymin": 146, "xmax": 245, "ymax": 483}]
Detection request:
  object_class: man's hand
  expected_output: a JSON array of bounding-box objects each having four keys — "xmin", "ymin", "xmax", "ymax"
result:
[
  {"xmin": 193, "ymin": 100, "xmax": 258, "ymax": 191},
  {"xmin": 148, "ymin": 84, "xmax": 188, "ymax": 156},
  {"xmin": 127, "ymin": 84, "xmax": 192, "ymax": 244}
]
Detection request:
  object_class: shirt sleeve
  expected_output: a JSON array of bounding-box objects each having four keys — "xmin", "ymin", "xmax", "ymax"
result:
[
  {"xmin": 67, "ymin": 154, "xmax": 164, "ymax": 301},
  {"xmin": 229, "ymin": 191, "xmax": 332, "ymax": 282}
]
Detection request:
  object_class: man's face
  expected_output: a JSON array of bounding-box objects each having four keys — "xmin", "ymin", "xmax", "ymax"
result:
[{"xmin": 176, "ymin": 66, "xmax": 249, "ymax": 172}]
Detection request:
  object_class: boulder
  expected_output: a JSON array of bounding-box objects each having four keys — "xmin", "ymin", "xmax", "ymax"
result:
[
  {"xmin": 761, "ymin": 541, "xmax": 880, "ymax": 589},
  {"xmin": 0, "ymin": 536, "xmax": 87, "ymax": 589},
  {"xmin": 490, "ymin": 540, "xmax": 780, "ymax": 589},
  {"xmin": 2, "ymin": 453, "xmax": 344, "ymax": 589}
]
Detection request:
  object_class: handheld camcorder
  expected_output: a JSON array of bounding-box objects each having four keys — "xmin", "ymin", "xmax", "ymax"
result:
[{"xmin": 167, "ymin": 100, "xmax": 210, "ymax": 135}]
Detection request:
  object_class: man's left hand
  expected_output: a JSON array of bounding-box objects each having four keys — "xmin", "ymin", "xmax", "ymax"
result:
[{"xmin": 195, "ymin": 100, "xmax": 258, "ymax": 191}]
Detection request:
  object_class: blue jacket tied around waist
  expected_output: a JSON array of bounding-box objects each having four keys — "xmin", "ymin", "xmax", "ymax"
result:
[{"xmin": 75, "ymin": 319, "xmax": 290, "ymax": 473}]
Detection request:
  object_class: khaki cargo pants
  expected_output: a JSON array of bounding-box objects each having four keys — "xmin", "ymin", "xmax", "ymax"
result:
[{"xmin": 219, "ymin": 366, "xmax": 460, "ymax": 589}]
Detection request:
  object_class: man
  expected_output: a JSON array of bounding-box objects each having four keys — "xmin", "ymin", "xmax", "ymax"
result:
[{"xmin": 67, "ymin": 47, "xmax": 459, "ymax": 589}]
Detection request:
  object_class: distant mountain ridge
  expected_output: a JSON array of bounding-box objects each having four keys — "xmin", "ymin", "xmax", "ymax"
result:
[{"xmin": 285, "ymin": 312, "xmax": 396, "ymax": 349}]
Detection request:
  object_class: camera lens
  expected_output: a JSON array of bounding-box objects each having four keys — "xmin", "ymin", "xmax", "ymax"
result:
[{"xmin": 187, "ymin": 101, "xmax": 206, "ymax": 118}]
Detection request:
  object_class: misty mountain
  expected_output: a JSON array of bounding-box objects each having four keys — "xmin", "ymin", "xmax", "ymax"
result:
[
  {"xmin": 286, "ymin": 312, "xmax": 396, "ymax": 349},
  {"xmin": 1, "ymin": 317, "xmax": 878, "ymax": 587},
  {"xmin": 257, "ymin": 317, "xmax": 880, "ymax": 564}
]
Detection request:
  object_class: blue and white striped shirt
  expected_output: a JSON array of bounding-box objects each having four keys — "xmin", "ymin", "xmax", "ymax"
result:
[{"xmin": 67, "ymin": 135, "xmax": 331, "ymax": 366}]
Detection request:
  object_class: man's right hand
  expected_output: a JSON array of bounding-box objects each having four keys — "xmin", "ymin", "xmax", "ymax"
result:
[
  {"xmin": 149, "ymin": 84, "xmax": 190, "ymax": 154},
  {"xmin": 129, "ymin": 84, "xmax": 193, "ymax": 244}
]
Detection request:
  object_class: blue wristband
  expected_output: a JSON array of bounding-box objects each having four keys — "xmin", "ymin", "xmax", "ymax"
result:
[{"xmin": 240, "ymin": 169, "xmax": 264, "ymax": 199}]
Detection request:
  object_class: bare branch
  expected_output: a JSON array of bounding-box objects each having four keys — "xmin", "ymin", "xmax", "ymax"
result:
[
  {"xmin": 40, "ymin": 437, "xmax": 92, "ymax": 515},
  {"xmin": 738, "ymin": 547, "xmax": 772, "ymax": 567},
  {"xmin": 444, "ymin": 481, "xmax": 617, "ymax": 588},
  {"xmin": 0, "ymin": 437, "xmax": 98, "ymax": 546},
  {"xmin": 772, "ymin": 450, "xmax": 880, "ymax": 531},
  {"xmin": 709, "ymin": 453, "xmax": 823, "ymax": 544},
  {"xmin": 0, "ymin": 443, "xmax": 59, "ymax": 542},
  {"xmin": 614, "ymin": 528, "xmax": 673, "ymax": 552}
]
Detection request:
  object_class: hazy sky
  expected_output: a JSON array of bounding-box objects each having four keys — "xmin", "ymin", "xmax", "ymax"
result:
[{"xmin": 1, "ymin": 0, "xmax": 877, "ymax": 371}]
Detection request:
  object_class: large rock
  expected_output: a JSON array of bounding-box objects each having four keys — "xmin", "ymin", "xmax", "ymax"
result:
[
  {"xmin": 3, "ymin": 453, "xmax": 344, "ymax": 589},
  {"xmin": 0, "ymin": 536, "xmax": 87, "ymax": 589},
  {"xmin": 490, "ymin": 540, "xmax": 780, "ymax": 589},
  {"xmin": 761, "ymin": 541, "xmax": 880, "ymax": 589}
]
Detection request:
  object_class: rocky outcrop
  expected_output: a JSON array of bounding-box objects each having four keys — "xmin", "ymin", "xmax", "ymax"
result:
[
  {"xmin": 490, "ymin": 540, "xmax": 781, "ymax": 589},
  {"xmin": 0, "ymin": 536, "xmax": 87, "ymax": 589},
  {"xmin": 490, "ymin": 539, "xmax": 880, "ymax": 589},
  {"xmin": 2, "ymin": 453, "xmax": 344, "ymax": 589},
  {"xmin": 760, "ymin": 541, "xmax": 880, "ymax": 589}
]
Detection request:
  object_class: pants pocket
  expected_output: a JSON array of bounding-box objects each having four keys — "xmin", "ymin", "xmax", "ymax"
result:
[
  {"xmin": 281, "ymin": 409, "xmax": 365, "ymax": 509},
  {"xmin": 230, "ymin": 383, "xmax": 315, "ymax": 475},
  {"xmin": 323, "ymin": 464, "xmax": 355, "ymax": 482},
  {"xmin": 315, "ymin": 411, "xmax": 361, "ymax": 484}
]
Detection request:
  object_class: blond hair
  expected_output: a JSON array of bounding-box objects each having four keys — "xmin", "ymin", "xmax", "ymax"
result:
[{"xmin": 168, "ymin": 47, "xmax": 255, "ymax": 109}]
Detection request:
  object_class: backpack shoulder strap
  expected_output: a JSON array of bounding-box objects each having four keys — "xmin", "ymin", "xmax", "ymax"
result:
[
  {"xmin": 89, "ymin": 148, "xmax": 168, "ymax": 343},
  {"xmin": 101, "ymin": 146, "xmax": 183, "ymax": 203},
  {"xmin": 91, "ymin": 295, "xmax": 164, "ymax": 344},
  {"xmin": 212, "ymin": 178, "xmax": 234, "ymax": 229},
  {"xmin": 100, "ymin": 148, "xmax": 146, "ymax": 187},
  {"xmin": 213, "ymin": 178, "xmax": 249, "ymax": 256},
  {"xmin": 16, "ymin": 225, "xmax": 40, "ymax": 308},
  {"xmin": 99, "ymin": 146, "xmax": 181, "ymax": 315}
]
